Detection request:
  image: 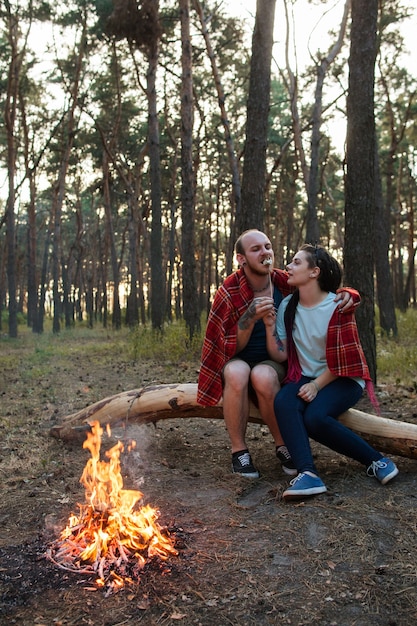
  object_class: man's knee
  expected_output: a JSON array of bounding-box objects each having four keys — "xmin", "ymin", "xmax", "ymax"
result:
[
  {"xmin": 223, "ymin": 360, "xmax": 250, "ymax": 391},
  {"xmin": 251, "ymin": 364, "xmax": 280, "ymax": 394}
]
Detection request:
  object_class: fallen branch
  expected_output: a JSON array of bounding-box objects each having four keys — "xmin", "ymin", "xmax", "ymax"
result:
[{"xmin": 49, "ymin": 383, "xmax": 417, "ymax": 460}]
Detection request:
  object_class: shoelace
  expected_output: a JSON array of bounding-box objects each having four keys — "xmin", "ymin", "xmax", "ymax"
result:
[
  {"xmin": 366, "ymin": 459, "xmax": 388, "ymax": 477},
  {"xmin": 237, "ymin": 453, "xmax": 252, "ymax": 467},
  {"xmin": 289, "ymin": 472, "xmax": 305, "ymax": 486},
  {"xmin": 276, "ymin": 445, "xmax": 291, "ymax": 461}
]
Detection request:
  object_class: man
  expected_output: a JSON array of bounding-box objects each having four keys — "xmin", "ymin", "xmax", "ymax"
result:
[{"xmin": 197, "ymin": 229, "xmax": 358, "ymax": 478}]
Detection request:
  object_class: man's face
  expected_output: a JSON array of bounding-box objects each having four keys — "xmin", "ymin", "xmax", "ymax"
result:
[{"xmin": 237, "ymin": 231, "xmax": 274, "ymax": 275}]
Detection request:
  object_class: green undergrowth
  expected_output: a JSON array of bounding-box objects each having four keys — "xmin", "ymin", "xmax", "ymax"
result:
[
  {"xmin": 1, "ymin": 310, "xmax": 416, "ymax": 388},
  {"xmin": 0, "ymin": 326, "xmax": 131, "ymax": 400},
  {"xmin": 376, "ymin": 308, "xmax": 417, "ymax": 388},
  {"xmin": 130, "ymin": 319, "xmax": 204, "ymax": 363}
]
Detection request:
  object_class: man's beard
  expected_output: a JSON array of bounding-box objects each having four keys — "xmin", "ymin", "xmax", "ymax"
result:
[{"xmin": 244, "ymin": 258, "xmax": 273, "ymax": 276}]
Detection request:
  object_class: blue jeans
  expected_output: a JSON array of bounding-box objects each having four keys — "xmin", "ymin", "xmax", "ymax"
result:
[{"xmin": 274, "ymin": 377, "xmax": 383, "ymax": 475}]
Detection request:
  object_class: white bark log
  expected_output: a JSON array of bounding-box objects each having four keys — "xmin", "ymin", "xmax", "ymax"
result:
[{"xmin": 49, "ymin": 382, "xmax": 417, "ymax": 460}]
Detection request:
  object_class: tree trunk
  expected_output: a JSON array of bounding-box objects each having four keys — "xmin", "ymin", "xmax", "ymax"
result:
[
  {"xmin": 194, "ymin": 0, "xmax": 242, "ymax": 267},
  {"xmin": 102, "ymin": 150, "xmax": 122, "ymax": 329},
  {"xmin": 20, "ymin": 90, "xmax": 39, "ymax": 331},
  {"xmin": 0, "ymin": 242, "xmax": 7, "ymax": 332},
  {"xmin": 37, "ymin": 215, "xmax": 53, "ymax": 334},
  {"xmin": 306, "ymin": 0, "xmax": 351, "ymax": 244},
  {"xmin": 126, "ymin": 189, "xmax": 140, "ymax": 328},
  {"xmin": 240, "ymin": 0, "xmax": 276, "ymax": 232},
  {"xmin": 374, "ymin": 141, "xmax": 397, "ymax": 336},
  {"xmin": 51, "ymin": 10, "xmax": 87, "ymax": 334},
  {"xmin": 282, "ymin": 0, "xmax": 309, "ymax": 212},
  {"xmin": 61, "ymin": 262, "xmax": 73, "ymax": 328},
  {"xmin": 49, "ymin": 382, "xmax": 417, "ymax": 461},
  {"xmin": 344, "ymin": 0, "xmax": 378, "ymax": 381},
  {"xmin": 180, "ymin": 0, "xmax": 200, "ymax": 339},
  {"xmin": 98, "ymin": 219, "xmax": 109, "ymax": 328},
  {"xmin": 69, "ymin": 193, "xmax": 84, "ymax": 327},
  {"xmin": 147, "ymin": 21, "xmax": 165, "ymax": 331},
  {"xmin": 4, "ymin": 0, "xmax": 22, "ymax": 338},
  {"xmin": 166, "ymin": 198, "xmax": 177, "ymax": 322}
]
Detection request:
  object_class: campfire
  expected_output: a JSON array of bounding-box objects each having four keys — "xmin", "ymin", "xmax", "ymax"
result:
[{"xmin": 46, "ymin": 421, "xmax": 177, "ymax": 594}]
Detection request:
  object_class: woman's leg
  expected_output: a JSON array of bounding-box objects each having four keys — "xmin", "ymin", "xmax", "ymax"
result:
[
  {"xmin": 274, "ymin": 379, "xmax": 317, "ymax": 474},
  {"xmin": 303, "ymin": 378, "xmax": 382, "ymax": 466}
]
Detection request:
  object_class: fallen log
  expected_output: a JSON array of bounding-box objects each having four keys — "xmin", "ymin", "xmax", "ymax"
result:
[{"xmin": 49, "ymin": 382, "xmax": 417, "ymax": 460}]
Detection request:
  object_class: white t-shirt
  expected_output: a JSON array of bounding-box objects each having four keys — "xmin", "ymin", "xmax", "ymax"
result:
[{"xmin": 276, "ymin": 292, "xmax": 365, "ymax": 387}]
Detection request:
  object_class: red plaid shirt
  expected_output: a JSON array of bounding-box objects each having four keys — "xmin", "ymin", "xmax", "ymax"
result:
[
  {"xmin": 285, "ymin": 297, "xmax": 379, "ymax": 412},
  {"xmin": 197, "ymin": 268, "xmax": 293, "ymax": 406}
]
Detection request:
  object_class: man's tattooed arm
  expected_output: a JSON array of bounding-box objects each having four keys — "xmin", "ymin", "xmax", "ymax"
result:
[{"xmin": 238, "ymin": 301, "xmax": 257, "ymax": 330}]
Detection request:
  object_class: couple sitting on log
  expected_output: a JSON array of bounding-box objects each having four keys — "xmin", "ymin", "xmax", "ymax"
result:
[{"xmin": 197, "ymin": 229, "xmax": 399, "ymax": 501}]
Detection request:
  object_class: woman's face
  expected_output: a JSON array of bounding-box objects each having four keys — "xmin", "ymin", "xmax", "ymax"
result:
[{"xmin": 286, "ymin": 251, "xmax": 316, "ymax": 286}]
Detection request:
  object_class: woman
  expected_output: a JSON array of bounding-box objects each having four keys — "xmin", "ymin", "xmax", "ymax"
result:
[{"xmin": 265, "ymin": 244, "xmax": 399, "ymax": 501}]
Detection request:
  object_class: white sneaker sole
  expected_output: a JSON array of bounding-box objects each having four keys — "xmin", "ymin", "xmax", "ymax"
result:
[
  {"xmin": 379, "ymin": 466, "xmax": 399, "ymax": 485},
  {"xmin": 283, "ymin": 485, "xmax": 327, "ymax": 500}
]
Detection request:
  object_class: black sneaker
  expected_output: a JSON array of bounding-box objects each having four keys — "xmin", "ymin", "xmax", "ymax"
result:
[
  {"xmin": 276, "ymin": 445, "xmax": 297, "ymax": 476},
  {"xmin": 232, "ymin": 450, "xmax": 260, "ymax": 478}
]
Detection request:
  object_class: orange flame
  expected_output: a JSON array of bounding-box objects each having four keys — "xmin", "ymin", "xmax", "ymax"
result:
[{"xmin": 47, "ymin": 421, "xmax": 177, "ymax": 591}]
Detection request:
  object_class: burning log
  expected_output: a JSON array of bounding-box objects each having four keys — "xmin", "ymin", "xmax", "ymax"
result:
[
  {"xmin": 46, "ymin": 421, "xmax": 177, "ymax": 594},
  {"xmin": 49, "ymin": 383, "xmax": 417, "ymax": 460}
]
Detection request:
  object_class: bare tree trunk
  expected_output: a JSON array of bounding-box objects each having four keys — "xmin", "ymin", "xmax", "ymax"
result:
[
  {"xmin": 69, "ymin": 193, "xmax": 84, "ymax": 327},
  {"xmin": 126, "ymin": 188, "xmax": 140, "ymax": 328},
  {"xmin": 374, "ymin": 140, "xmax": 397, "ymax": 336},
  {"xmin": 379, "ymin": 68, "xmax": 414, "ymax": 313},
  {"xmin": 3, "ymin": 0, "xmax": 25, "ymax": 338},
  {"xmin": 163, "ymin": 100, "xmax": 179, "ymax": 323},
  {"xmin": 0, "ymin": 243, "xmax": 7, "ymax": 332},
  {"xmin": 166, "ymin": 197, "xmax": 177, "ymax": 322},
  {"xmin": 406, "ymin": 168, "xmax": 416, "ymax": 305},
  {"xmin": 19, "ymin": 85, "xmax": 39, "ymax": 331},
  {"xmin": 147, "ymin": 24, "xmax": 165, "ymax": 331},
  {"xmin": 37, "ymin": 214, "xmax": 53, "ymax": 334},
  {"xmin": 193, "ymin": 0, "xmax": 241, "ymax": 268},
  {"xmin": 180, "ymin": 0, "xmax": 200, "ymax": 339},
  {"xmin": 282, "ymin": 0, "xmax": 309, "ymax": 202},
  {"xmin": 51, "ymin": 10, "xmax": 87, "ymax": 333},
  {"xmin": 61, "ymin": 262, "xmax": 73, "ymax": 327},
  {"xmin": 102, "ymin": 150, "xmax": 122, "ymax": 329},
  {"xmin": 98, "ymin": 216, "xmax": 109, "ymax": 328},
  {"xmin": 241, "ymin": 0, "xmax": 276, "ymax": 233},
  {"xmin": 344, "ymin": 0, "xmax": 378, "ymax": 381},
  {"xmin": 306, "ymin": 0, "xmax": 351, "ymax": 244}
]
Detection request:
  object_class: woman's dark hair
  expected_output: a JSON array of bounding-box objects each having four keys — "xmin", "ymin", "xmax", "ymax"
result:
[
  {"xmin": 300, "ymin": 243, "xmax": 342, "ymax": 293},
  {"xmin": 284, "ymin": 244, "xmax": 343, "ymax": 343}
]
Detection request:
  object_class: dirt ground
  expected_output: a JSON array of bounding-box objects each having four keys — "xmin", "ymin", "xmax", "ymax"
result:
[{"xmin": 1, "ymin": 329, "xmax": 417, "ymax": 626}]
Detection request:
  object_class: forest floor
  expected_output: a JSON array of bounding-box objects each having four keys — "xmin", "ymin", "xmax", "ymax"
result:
[{"xmin": 1, "ymin": 326, "xmax": 417, "ymax": 626}]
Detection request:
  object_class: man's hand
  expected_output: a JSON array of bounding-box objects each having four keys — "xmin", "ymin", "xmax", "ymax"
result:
[
  {"xmin": 334, "ymin": 290, "xmax": 355, "ymax": 313},
  {"xmin": 238, "ymin": 297, "xmax": 275, "ymax": 330},
  {"xmin": 335, "ymin": 287, "xmax": 361, "ymax": 312}
]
